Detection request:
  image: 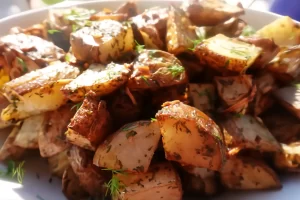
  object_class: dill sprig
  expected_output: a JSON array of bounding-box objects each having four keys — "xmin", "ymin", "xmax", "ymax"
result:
[
  {"xmin": 71, "ymin": 102, "xmax": 83, "ymax": 111},
  {"xmin": 102, "ymin": 169, "xmax": 126, "ymax": 198},
  {"xmin": 167, "ymin": 64, "xmax": 184, "ymax": 78},
  {"xmin": 16, "ymin": 57, "xmax": 28, "ymax": 73},
  {"xmin": 47, "ymin": 29, "xmax": 60, "ymax": 34},
  {"xmin": 241, "ymin": 25, "xmax": 256, "ymax": 36},
  {"xmin": 141, "ymin": 76, "xmax": 150, "ymax": 86},
  {"xmin": 0, "ymin": 160, "xmax": 25, "ymax": 184},
  {"xmin": 151, "ymin": 118, "xmax": 157, "ymax": 122},
  {"xmin": 135, "ymin": 40, "xmax": 145, "ymax": 53}
]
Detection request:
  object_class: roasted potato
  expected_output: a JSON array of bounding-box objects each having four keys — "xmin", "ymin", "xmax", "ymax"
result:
[
  {"xmin": 14, "ymin": 114, "xmax": 46, "ymax": 149},
  {"xmin": 9, "ymin": 24, "xmax": 47, "ymax": 40},
  {"xmin": 221, "ymin": 115, "xmax": 282, "ymax": 153},
  {"xmin": 166, "ymin": 6, "xmax": 197, "ymax": 55},
  {"xmin": 93, "ymin": 120, "xmax": 161, "ymax": 172},
  {"xmin": 61, "ymin": 62, "xmax": 132, "ymax": 102},
  {"xmin": 221, "ymin": 156, "xmax": 281, "ymax": 190},
  {"xmin": 68, "ymin": 146, "xmax": 108, "ymax": 197},
  {"xmin": 195, "ymin": 34, "xmax": 262, "ymax": 74},
  {"xmin": 274, "ymin": 142, "xmax": 300, "ymax": 172},
  {"xmin": 48, "ymin": 149, "xmax": 70, "ymax": 178},
  {"xmin": 39, "ymin": 104, "xmax": 74, "ymax": 157},
  {"xmin": 256, "ymin": 16, "xmax": 300, "ymax": 46},
  {"xmin": 66, "ymin": 92, "xmax": 111, "ymax": 151},
  {"xmin": 181, "ymin": 0, "xmax": 244, "ymax": 26},
  {"xmin": 115, "ymin": 1, "xmax": 138, "ymax": 18},
  {"xmin": 127, "ymin": 50, "xmax": 187, "ymax": 90},
  {"xmin": 274, "ymin": 85, "xmax": 300, "ymax": 119},
  {"xmin": 0, "ymin": 94, "xmax": 12, "ymax": 129},
  {"xmin": 182, "ymin": 172, "xmax": 205, "ymax": 196},
  {"xmin": 156, "ymin": 101, "xmax": 226, "ymax": 171},
  {"xmin": 115, "ymin": 162, "xmax": 182, "ymax": 200},
  {"xmin": 70, "ymin": 20, "xmax": 134, "ymax": 63}
]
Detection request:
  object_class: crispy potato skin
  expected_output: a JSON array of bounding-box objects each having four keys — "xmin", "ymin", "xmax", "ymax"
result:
[
  {"xmin": 115, "ymin": 162, "xmax": 182, "ymax": 200},
  {"xmin": 156, "ymin": 101, "xmax": 226, "ymax": 171},
  {"xmin": 115, "ymin": 1, "xmax": 138, "ymax": 18},
  {"xmin": 93, "ymin": 120, "xmax": 161, "ymax": 172},
  {"xmin": 221, "ymin": 156, "xmax": 281, "ymax": 190},
  {"xmin": 67, "ymin": 92, "xmax": 111, "ymax": 151}
]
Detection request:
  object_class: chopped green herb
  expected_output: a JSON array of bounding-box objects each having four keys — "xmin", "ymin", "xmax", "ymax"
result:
[
  {"xmin": 0, "ymin": 160, "xmax": 25, "ymax": 184},
  {"xmin": 294, "ymin": 84, "xmax": 300, "ymax": 89},
  {"xmin": 135, "ymin": 40, "xmax": 145, "ymax": 53},
  {"xmin": 72, "ymin": 24, "xmax": 80, "ymax": 32},
  {"xmin": 102, "ymin": 169, "xmax": 126, "ymax": 198},
  {"xmin": 167, "ymin": 64, "xmax": 184, "ymax": 78},
  {"xmin": 151, "ymin": 118, "xmax": 157, "ymax": 122},
  {"xmin": 141, "ymin": 76, "xmax": 150, "ymax": 86},
  {"xmin": 16, "ymin": 57, "xmax": 28, "ymax": 73},
  {"xmin": 42, "ymin": 0, "xmax": 63, "ymax": 5},
  {"xmin": 241, "ymin": 25, "xmax": 256, "ymax": 36},
  {"xmin": 47, "ymin": 29, "xmax": 60, "ymax": 34},
  {"xmin": 65, "ymin": 54, "xmax": 71, "ymax": 62},
  {"xmin": 189, "ymin": 29, "xmax": 206, "ymax": 51},
  {"xmin": 126, "ymin": 130, "xmax": 137, "ymax": 139},
  {"xmin": 71, "ymin": 102, "xmax": 83, "ymax": 111}
]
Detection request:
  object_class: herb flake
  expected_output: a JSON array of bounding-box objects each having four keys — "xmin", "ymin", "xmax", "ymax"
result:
[
  {"xmin": 71, "ymin": 102, "xmax": 83, "ymax": 111},
  {"xmin": 16, "ymin": 57, "xmax": 28, "ymax": 73},
  {"xmin": 0, "ymin": 160, "xmax": 25, "ymax": 184},
  {"xmin": 47, "ymin": 29, "xmax": 60, "ymax": 34},
  {"xmin": 135, "ymin": 40, "xmax": 145, "ymax": 53},
  {"xmin": 167, "ymin": 64, "xmax": 184, "ymax": 78}
]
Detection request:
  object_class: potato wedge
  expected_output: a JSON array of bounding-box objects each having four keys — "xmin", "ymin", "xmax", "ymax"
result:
[
  {"xmin": 195, "ymin": 34, "xmax": 262, "ymax": 73},
  {"xmin": 221, "ymin": 156, "xmax": 281, "ymax": 190},
  {"xmin": 70, "ymin": 20, "xmax": 134, "ymax": 63},
  {"xmin": 39, "ymin": 104, "xmax": 74, "ymax": 157},
  {"xmin": 127, "ymin": 50, "xmax": 187, "ymax": 90},
  {"xmin": 189, "ymin": 84, "xmax": 216, "ymax": 116},
  {"xmin": 115, "ymin": 1, "xmax": 138, "ymax": 18},
  {"xmin": 274, "ymin": 142, "xmax": 300, "ymax": 172},
  {"xmin": 66, "ymin": 92, "xmax": 111, "ymax": 151},
  {"xmin": 166, "ymin": 6, "xmax": 197, "ymax": 55},
  {"xmin": 256, "ymin": 16, "xmax": 300, "ymax": 46},
  {"xmin": 68, "ymin": 146, "xmax": 107, "ymax": 197},
  {"xmin": 48, "ymin": 149, "xmax": 70, "ymax": 178},
  {"xmin": 115, "ymin": 162, "xmax": 182, "ymax": 200},
  {"xmin": 93, "ymin": 120, "xmax": 161, "ymax": 172},
  {"xmin": 274, "ymin": 85, "xmax": 300, "ymax": 119},
  {"xmin": 221, "ymin": 115, "xmax": 282, "ymax": 153},
  {"xmin": 155, "ymin": 101, "xmax": 226, "ymax": 171},
  {"xmin": 14, "ymin": 114, "xmax": 46, "ymax": 149},
  {"xmin": 181, "ymin": 0, "xmax": 244, "ymax": 26},
  {"xmin": 61, "ymin": 63, "xmax": 132, "ymax": 102}
]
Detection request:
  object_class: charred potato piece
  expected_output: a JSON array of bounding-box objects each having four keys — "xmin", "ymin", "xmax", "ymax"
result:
[
  {"xmin": 266, "ymin": 45, "xmax": 300, "ymax": 83},
  {"xmin": 68, "ymin": 146, "xmax": 108, "ymax": 197},
  {"xmin": 115, "ymin": 1, "xmax": 138, "ymax": 18},
  {"xmin": 221, "ymin": 156, "xmax": 281, "ymax": 190},
  {"xmin": 256, "ymin": 16, "xmax": 300, "ymax": 46},
  {"xmin": 195, "ymin": 34, "xmax": 262, "ymax": 73},
  {"xmin": 116, "ymin": 162, "xmax": 182, "ymax": 200},
  {"xmin": 14, "ymin": 114, "xmax": 46, "ymax": 149},
  {"xmin": 181, "ymin": 0, "xmax": 244, "ymax": 26},
  {"xmin": 48, "ymin": 149, "xmax": 70, "ymax": 178},
  {"xmin": 127, "ymin": 50, "xmax": 187, "ymax": 90},
  {"xmin": 66, "ymin": 92, "xmax": 111, "ymax": 151},
  {"xmin": 274, "ymin": 85, "xmax": 300, "ymax": 119},
  {"xmin": 274, "ymin": 142, "xmax": 300, "ymax": 172},
  {"xmin": 70, "ymin": 20, "xmax": 134, "ymax": 63},
  {"xmin": 61, "ymin": 63, "xmax": 132, "ymax": 102},
  {"xmin": 166, "ymin": 6, "xmax": 197, "ymax": 55},
  {"xmin": 93, "ymin": 120, "xmax": 161, "ymax": 172},
  {"xmin": 62, "ymin": 167, "xmax": 89, "ymax": 200},
  {"xmin": 222, "ymin": 115, "xmax": 282, "ymax": 153},
  {"xmin": 156, "ymin": 101, "xmax": 226, "ymax": 171},
  {"xmin": 39, "ymin": 104, "xmax": 74, "ymax": 157}
]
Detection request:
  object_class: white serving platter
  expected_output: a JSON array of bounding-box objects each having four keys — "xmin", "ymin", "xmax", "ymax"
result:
[{"xmin": 0, "ymin": 1, "xmax": 299, "ymax": 200}]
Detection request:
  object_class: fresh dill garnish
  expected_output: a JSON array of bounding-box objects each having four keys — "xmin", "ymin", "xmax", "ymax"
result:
[
  {"xmin": 47, "ymin": 29, "xmax": 60, "ymax": 34},
  {"xmin": 189, "ymin": 28, "xmax": 205, "ymax": 51},
  {"xmin": 65, "ymin": 54, "xmax": 71, "ymax": 62},
  {"xmin": 72, "ymin": 24, "xmax": 80, "ymax": 32},
  {"xmin": 71, "ymin": 102, "xmax": 83, "ymax": 111},
  {"xmin": 135, "ymin": 40, "xmax": 145, "ymax": 53},
  {"xmin": 167, "ymin": 64, "xmax": 184, "ymax": 78},
  {"xmin": 0, "ymin": 160, "xmax": 25, "ymax": 184},
  {"xmin": 141, "ymin": 76, "xmax": 150, "ymax": 86},
  {"xmin": 151, "ymin": 118, "xmax": 157, "ymax": 122},
  {"xmin": 102, "ymin": 169, "xmax": 126, "ymax": 198},
  {"xmin": 16, "ymin": 57, "xmax": 28, "ymax": 73},
  {"xmin": 241, "ymin": 25, "xmax": 256, "ymax": 36}
]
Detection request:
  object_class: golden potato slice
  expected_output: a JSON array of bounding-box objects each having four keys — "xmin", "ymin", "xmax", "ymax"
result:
[
  {"xmin": 195, "ymin": 34, "xmax": 262, "ymax": 73},
  {"xmin": 166, "ymin": 6, "xmax": 197, "ymax": 55},
  {"xmin": 70, "ymin": 20, "xmax": 134, "ymax": 63},
  {"xmin": 274, "ymin": 142, "xmax": 300, "ymax": 172},
  {"xmin": 222, "ymin": 115, "xmax": 282, "ymax": 153},
  {"xmin": 66, "ymin": 92, "xmax": 111, "ymax": 151},
  {"xmin": 61, "ymin": 63, "xmax": 132, "ymax": 102},
  {"xmin": 93, "ymin": 120, "xmax": 161, "ymax": 173},
  {"xmin": 48, "ymin": 149, "xmax": 70, "ymax": 178},
  {"xmin": 155, "ymin": 101, "xmax": 226, "ymax": 171},
  {"xmin": 256, "ymin": 16, "xmax": 300, "ymax": 46},
  {"xmin": 181, "ymin": 0, "xmax": 244, "ymax": 26},
  {"xmin": 14, "ymin": 114, "xmax": 46, "ymax": 149},
  {"xmin": 39, "ymin": 104, "xmax": 74, "ymax": 157},
  {"xmin": 115, "ymin": 162, "xmax": 182, "ymax": 200},
  {"xmin": 127, "ymin": 50, "xmax": 187, "ymax": 90},
  {"xmin": 221, "ymin": 156, "xmax": 281, "ymax": 190}
]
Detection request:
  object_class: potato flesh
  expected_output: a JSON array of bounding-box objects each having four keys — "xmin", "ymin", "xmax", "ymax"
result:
[
  {"xmin": 156, "ymin": 101, "xmax": 226, "ymax": 171},
  {"xmin": 115, "ymin": 162, "xmax": 182, "ymax": 200},
  {"xmin": 221, "ymin": 156, "xmax": 281, "ymax": 190},
  {"xmin": 195, "ymin": 34, "xmax": 261, "ymax": 73},
  {"xmin": 62, "ymin": 63, "xmax": 132, "ymax": 102},
  {"xmin": 274, "ymin": 143, "xmax": 300, "ymax": 172},
  {"xmin": 93, "ymin": 121, "xmax": 161, "ymax": 173}
]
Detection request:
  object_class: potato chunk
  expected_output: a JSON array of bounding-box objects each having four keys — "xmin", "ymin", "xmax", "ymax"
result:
[
  {"xmin": 274, "ymin": 142, "xmax": 300, "ymax": 172},
  {"xmin": 127, "ymin": 50, "xmax": 187, "ymax": 90},
  {"xmin": 221, "ymin": 156, "xmax": 281, "ymax": 190},
  {"xmin": 61, "ymin": 63, "xmax": 132, "ymax": 102},
  {"xmin": 221, "ymin": 115, "xmax": 282, "ymax": 153},
  {"xmin": 48, "ymin": 149, "xmax": 70, "ymax": 178},
  {"xmin": 66, "ymin": 92, "xmax": 111, "ymax": 151},
  {"xmin": 93, "ymin": 120, "xmax": 161, "ymax": 173},
  {"xmin": 195, "ymin": 34, "xmax": 262, "ymax": 73},
  {"xmin": 70, "ymin": 20, "xmax": 134, "ymax": 63},
  {"xmin": 156, "ymin": 101, "xmax": 226, "ymax": 171},
  {"xmin": 256, "ymin": 16, "xmax": 300, "ymax": 46},
  {"xmin": 115, "ymin": 162, "xmax": 182, "ymax": 200}
]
